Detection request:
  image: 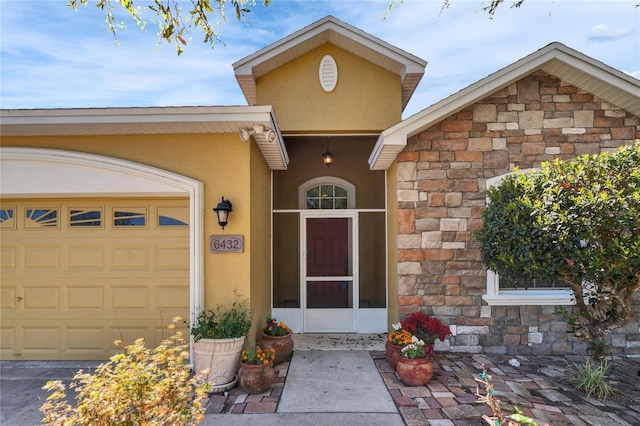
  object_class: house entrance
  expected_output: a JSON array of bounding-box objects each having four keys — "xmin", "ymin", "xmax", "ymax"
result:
[
  {"xmin": 303, "ymin": 215, "xmax": 356, "ymax": 332},
  {"xmin": 271, "ymin": 137, "xmax": 388, "ymax": 334}
]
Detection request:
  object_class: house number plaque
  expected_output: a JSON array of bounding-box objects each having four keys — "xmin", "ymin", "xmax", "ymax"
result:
[{"xmin": 209, "ymin": 235, "xmax": 244, "ymax": 253}]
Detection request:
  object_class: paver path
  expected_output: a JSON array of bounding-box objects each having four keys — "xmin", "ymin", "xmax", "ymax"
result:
[{"xmin": 208, "ymin": 352, "xmax": 640, "ymax": 425}]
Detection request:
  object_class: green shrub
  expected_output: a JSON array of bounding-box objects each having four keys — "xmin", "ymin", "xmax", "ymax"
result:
[
  {"xmin": 189, "ymin": 294, "xmax": 253, "ymax": 341},
  {"xmin": 476, "ymin": 141, "xmax": 640, "ymax": 359},
  {"xmin": 40, "ymin": 317, "xmax": 209, "ymax": 425},
  {"xmin": 566, "ymin": 358, "xmax": 615, "ymax": 401}
]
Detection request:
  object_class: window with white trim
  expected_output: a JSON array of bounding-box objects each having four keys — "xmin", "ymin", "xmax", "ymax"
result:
[
  {"xmin": 298, "ymin": 177, "xmax": 355, "ymax": 210},
  {"xmin": 482, "ymin": 171, "xmax": 575, "ymax": 306}
]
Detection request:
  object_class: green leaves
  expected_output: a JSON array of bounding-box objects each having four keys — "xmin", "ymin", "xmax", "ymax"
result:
[
  {"xmin": 71, "ymin": 0, "xmax": 270, "ymax": 55},
  {"xmin": 477, "ymin": 141, "xmax": 640, "ymax": 359},
  {"xmin": 189, "ymin": 294, "xmax": 254, "ymax": 340}
]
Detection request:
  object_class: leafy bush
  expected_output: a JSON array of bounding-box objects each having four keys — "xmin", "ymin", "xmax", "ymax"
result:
[
  {"xmin": 40, "ymin": 317, "xmax": 209, "ymax": 425},
  {"xmin": 477, "ymin": 141, "xmax": 640, "ymax": 359},
  {"xmin": 189, "ymin": 295, "xmax": 253, "ymax": 341}
]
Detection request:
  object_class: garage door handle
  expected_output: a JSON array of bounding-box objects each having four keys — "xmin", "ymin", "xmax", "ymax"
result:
[{"xmin": 14, "ymin": 296, "xmax": 23, "ymax": 302}]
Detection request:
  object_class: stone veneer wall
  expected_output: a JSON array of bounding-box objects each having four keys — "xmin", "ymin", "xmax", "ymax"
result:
[{"xmin": 396, "ymin": 71, "xmax": 640, "ymax": 356}]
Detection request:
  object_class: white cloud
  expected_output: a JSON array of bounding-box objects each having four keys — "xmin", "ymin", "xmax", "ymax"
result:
[{"xmin": 588, "ymin": 24, "xmax": 634, "ymax": 42}]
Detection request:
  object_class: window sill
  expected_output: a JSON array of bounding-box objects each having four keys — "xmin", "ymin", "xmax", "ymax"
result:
[{"xmin": 482, "ymin": 289, "xmax": 575, "ymax": 306}]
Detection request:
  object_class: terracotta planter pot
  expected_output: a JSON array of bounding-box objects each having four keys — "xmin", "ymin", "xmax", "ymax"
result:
[
  {"xmin": 384, "ymin": 341, "xmax": 403, "ymax": 369},
  {"xmin": 259, "ymin": 330, "xmax": 294, "ymax": 364},
  {"xmin": 238, "ymin": 362, "xmax": 275, "ymax": 394},
  {"xmin": 395, "ymin": 357, "xmax": 434, "ymax": 386}
]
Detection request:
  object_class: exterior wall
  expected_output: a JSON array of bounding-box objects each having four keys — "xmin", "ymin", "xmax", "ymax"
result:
[
  {"xmin": 1, "ymin": 133, "xmax": 271, "ymax": 334},
  {"xmin": 248, "ymin": 137, "xmax": 273, "ymax": 343},
  {"xmin": 396, "ymin": 71, "xmax": 640, "ymax": 356},
  {"xmin": 256, "ymin": 43, "xmax": 402, "ymax": 132}
]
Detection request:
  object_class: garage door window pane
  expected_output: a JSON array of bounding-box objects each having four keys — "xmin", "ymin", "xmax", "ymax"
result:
[
  {"xmin": 70, "ymin": 209, "xmax": 102, "ymax": 227},
  {"xmin": 25, "ymin": 209, "xmax": 58, "ymax": 228},
  {"xmin": 157, "ymin": 206, "xmax": 189, "ymax": 227},
  {"xmin": 0, "ymin": 208, "xmax": 15, "ymax": 229},
  {"xmin": 114, "ymin": 208, "xmax": 146, "ymax": 227}
]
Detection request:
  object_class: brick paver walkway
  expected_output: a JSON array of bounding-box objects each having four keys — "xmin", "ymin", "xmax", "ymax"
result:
[{"xmin": 205, "ymin": 352, "xmax": 640, "ymax": 425}]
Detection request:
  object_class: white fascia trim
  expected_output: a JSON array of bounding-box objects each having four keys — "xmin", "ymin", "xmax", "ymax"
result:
[
  {"xmin": 0, "ymin": 105, "xmax": 276, "ymax": 127},
  {"xmin": 383, "ymin": 42, "xmax": 638, "ymax": 144},
  {"xmin": 548, "ymin": 46, "xmax": 640, "ymax": 93},
  {"xmin": 233, "ymin": 16, "xmax": 426, "ymax": 77},
  {"xmin": 368, "ymin": 132, "xmax": 408, "ymax": 170}
]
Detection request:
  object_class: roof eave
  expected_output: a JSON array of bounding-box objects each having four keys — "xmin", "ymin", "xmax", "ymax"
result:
[
  {"xmin": 0, "ymin": 106, "xmax": 289, "ymax": 170},
  {"xmin": 233, "ymin": 16, "xmax": 426, "ymax": 111},
  {"xmin": 369, "ymin": 42, "xmax": 640, "ymax": 170}
]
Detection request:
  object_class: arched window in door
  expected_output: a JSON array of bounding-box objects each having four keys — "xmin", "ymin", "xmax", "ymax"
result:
[{"xmin": 298, "ymin": 177, "xmax": 356, "ymax": 209}]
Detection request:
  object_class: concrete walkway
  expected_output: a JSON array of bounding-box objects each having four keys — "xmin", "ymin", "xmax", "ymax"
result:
[
  {"xmin": 202, "ymin": 350, "xmax": 404, "ymax": 425},
  {"xmin": 203, "ymin": 334, "xmax": 403, "ymax": 425}
]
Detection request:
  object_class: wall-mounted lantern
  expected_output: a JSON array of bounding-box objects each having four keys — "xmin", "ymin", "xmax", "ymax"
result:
[{"xmin": 213, "ymin": 197, "xmax": 233, "ymax": 229}]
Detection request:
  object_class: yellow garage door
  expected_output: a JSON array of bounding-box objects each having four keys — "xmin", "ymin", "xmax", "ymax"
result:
[{"xmin": 0, "ymin": 198, "xmax": 190, "ymax": 360}]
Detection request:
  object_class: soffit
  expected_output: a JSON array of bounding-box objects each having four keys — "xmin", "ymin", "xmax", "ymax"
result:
[
  {"xmin": 233, "ymin": 15, "xmax": 426, "ymax": 111},
  {"xmin": 0, "ymin": 106, "xmax": 289, "ymax": 170},
  {"xmin": 369, "ymin": 42, "xmax": 640, "ymax": 170}
]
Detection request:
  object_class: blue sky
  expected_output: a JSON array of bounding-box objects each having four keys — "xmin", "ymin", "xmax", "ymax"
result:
[{"xmin": 1, "ymin": 0, "xmax": 638, "ymax": 118}]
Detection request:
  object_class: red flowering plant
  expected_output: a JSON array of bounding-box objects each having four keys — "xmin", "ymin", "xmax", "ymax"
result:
[{"xmin": 400, "ymin": 311, "xmax": 451, "ymax": 345}]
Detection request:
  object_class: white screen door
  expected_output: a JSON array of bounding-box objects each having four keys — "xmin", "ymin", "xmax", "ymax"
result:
[{"xmin": 302, "ymin": 213, "xmax": 356, "ymax": 332}]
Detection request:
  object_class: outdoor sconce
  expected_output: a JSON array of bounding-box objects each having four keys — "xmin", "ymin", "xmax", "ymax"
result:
[
  {"xmin": 213, "ymin": 197, "xmax": 233, "ymax": 229},
  {"xmin": 322, "ymin": 140, "xmax": 334, "ymax": 168}
]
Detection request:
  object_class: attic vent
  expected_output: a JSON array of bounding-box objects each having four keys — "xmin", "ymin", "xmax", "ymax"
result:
[{"xmin": 319, "ymin": 55, "xmax": 338, "ymax": 92}]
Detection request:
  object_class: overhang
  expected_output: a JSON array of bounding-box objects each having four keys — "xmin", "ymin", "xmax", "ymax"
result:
[
  {"xmin": 0, "ymin": 105, "xmax": 289, "ymax": 170},
  {"xmin": 233, "ymin": 15, "xmax": 426, "ymax": 112},
  {"xmin": 369, "ymin": 42, "xmax": 640, "ymax": 170}
]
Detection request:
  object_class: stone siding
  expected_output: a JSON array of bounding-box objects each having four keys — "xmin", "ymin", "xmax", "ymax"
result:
[{"xmin": 397, "ymin": 71, "xmax": 640, "ymax": 356}]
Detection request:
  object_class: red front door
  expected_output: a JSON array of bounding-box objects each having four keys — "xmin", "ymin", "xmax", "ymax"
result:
[{"xmin": 304, "ymin": 216, "xmax": 355, "ymax": 332}]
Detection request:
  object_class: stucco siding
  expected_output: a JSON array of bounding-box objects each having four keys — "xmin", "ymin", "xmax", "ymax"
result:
[
  {"xmin": 2, "ymin": 133, "xmax": 266, "ymax": 325},
  {"xmin": 257, "ymin": 43, "xmax": 401, "ymax": 132}
]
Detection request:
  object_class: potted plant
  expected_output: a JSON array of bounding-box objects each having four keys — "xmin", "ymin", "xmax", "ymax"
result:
[
  {"xmin": 189, "ymin": 295, "xmax": 253, "ymax": 390},
  {"xmin": 258, "ymin": 316, "xmax": 294, "ymax": 364},
  {"xmin": 400, "ymin": 311, "xmax": 451, "ymax": 360},
  {"xmin": 396, "ymin": 336, "xmax": 434, "ymax": 386},
  {"xmin": 237, "ymin": 345, "xmax": 276, "ymax": 394},
  {"xmin": 385, "ymin": 322, "xmax": 413, "ymax": 369}
]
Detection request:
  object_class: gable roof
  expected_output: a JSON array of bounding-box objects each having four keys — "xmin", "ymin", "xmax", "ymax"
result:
[
  {"xmin": 233, "ymin": 15, "xmax": 427, "ymax": 112},
  {"xmin": 0, "ymin": 106, "xmax": 289, "ymax": 170},
  {"xmin": 369, "ymin": 42, "xmax": 640, "ymax": 170}
]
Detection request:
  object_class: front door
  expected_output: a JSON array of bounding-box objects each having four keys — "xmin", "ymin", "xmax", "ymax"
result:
[{"xmin": 303, "ymin": 214, "xmax": 356, "ymax": 332}]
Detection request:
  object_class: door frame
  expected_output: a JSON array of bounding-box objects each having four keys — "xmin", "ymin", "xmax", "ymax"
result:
[{"xmin": 301, "ymin": 210, "xmax": 358, "ymax": 332}]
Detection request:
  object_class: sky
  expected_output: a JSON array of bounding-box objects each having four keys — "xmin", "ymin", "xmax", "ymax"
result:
[{"xmin": 1, "ymin": 0, "xmax": 638, "ymax": 119}]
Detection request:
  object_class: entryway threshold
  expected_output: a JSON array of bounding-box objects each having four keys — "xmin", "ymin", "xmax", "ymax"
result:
[{"xmin": 292, "ymin": 333, "xmax": 386, "ymax": 351}]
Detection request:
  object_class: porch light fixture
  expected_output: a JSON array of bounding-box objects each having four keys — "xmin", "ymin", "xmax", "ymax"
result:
[
  {"xmin": 213, "ymin": 197, "xmax": 233, "ymax": 229},
  {"xmin": 322, "ymin": 140, "xmax": 334, "ymax": 168},
  {"xmin": 239, "ymin": 128, "xmax": 255, "ymax": 142},
  {"xmin": 239, "ymin": 124, "xmax": 276, "ymax": 143}
]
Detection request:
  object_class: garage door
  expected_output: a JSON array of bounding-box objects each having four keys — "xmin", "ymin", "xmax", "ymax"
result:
[{"xmin": 0, "ymin": 198, "xmax": 190, "ymax": 360}]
